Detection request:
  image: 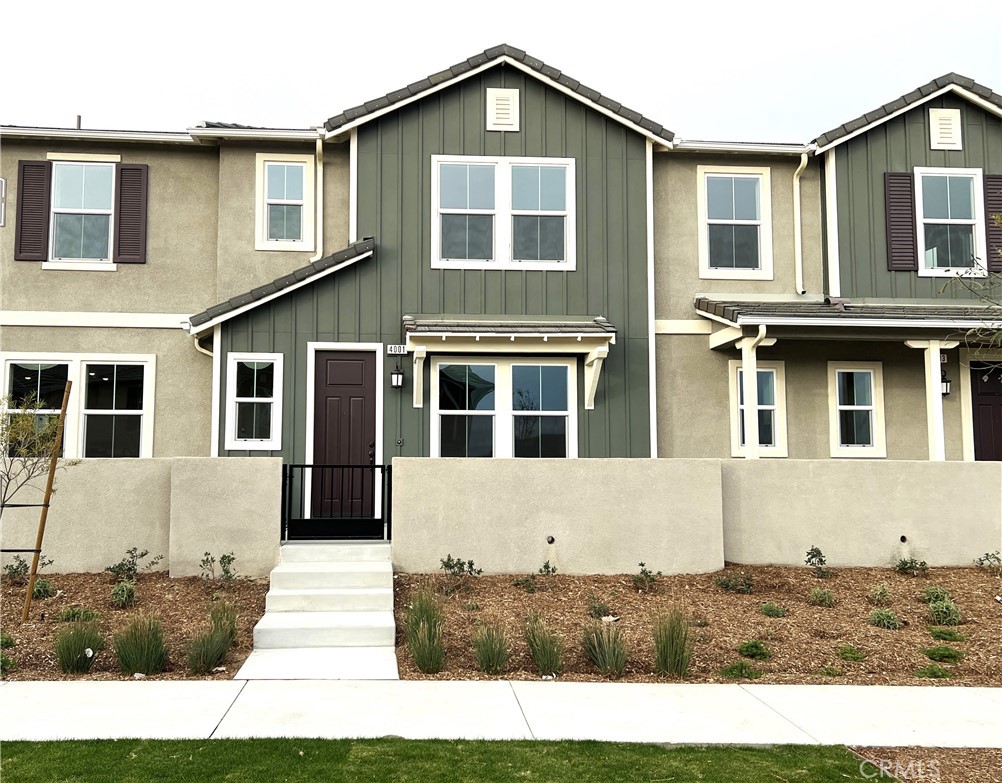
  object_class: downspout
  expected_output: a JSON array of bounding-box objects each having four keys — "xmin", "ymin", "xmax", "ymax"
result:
[
  {"xmin": 308, "ymin": 132, "xmax": 325, "ymax": 262},
  {"xmin": 191, "ymin": 332, "xmax": 213, "ymax": 357},
  {"xmin": 793, "ymin": 151, "xmax": 809, "ymax": 295}
]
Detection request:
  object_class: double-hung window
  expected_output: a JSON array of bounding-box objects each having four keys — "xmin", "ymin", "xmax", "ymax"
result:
[
  {"xmin": 914, "ymin": 167, "xmax": 986, "ymax": 276},
  {"xmin": 50, "ymin": 162, "xmax": 114, "ymax": 262},
  {"xmin": 828, "ymin": 362, "xmax": 886, "ymax": 458},
  {"xmin": 432, "ymin": 156, "xmax": 575, "ymax": 271},
  {"xmin": 697, "ymin": 165, "xmax": 773, "ymax": 280},
  {"xmin": 431, "ymin": 358, "xmax": 577, "ymax": 458},
  {"xmin": 83, "ymin": 364, "xmax": 146, "ymax": 458},
  {"xmin": 254, "ymin": 153, "xmax": 315, "ymax": 251},
  {"xmin": 728, "ymin": 361, "xmax": 787, "ymax": 457},
  {"xmin": 6, "ymin": 362, "xmax": 70, "ymax": 456},
  {"xmin": 224, "ymin": 353, "xmax": 284, "ymax": 451}
]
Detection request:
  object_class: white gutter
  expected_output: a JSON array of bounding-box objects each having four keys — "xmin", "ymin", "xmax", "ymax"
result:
[
  {"xmin": 736, "ymin": 316, "xmax": 1002, "ymax": 330},
  {"xmin": 793, "ymin": 150, "xmax": 810, "ymax": 295},
  {"xmin": 190, "ymin": 333, "xmax": 213, "ymax": 358},
  {"xmin": 308, "ymin": 133, "xmax": 325, "ymax": 262},
  {"xmin": 672, "ymin": 140, "xmax": 813, "ymax": 155},
  {"xmin": 1, "ymin": 127, "xmax": 197, "ymax": 145},
  {"xmin": 187, "ymin": 127, "xmax": 320, "ymax": 142}
]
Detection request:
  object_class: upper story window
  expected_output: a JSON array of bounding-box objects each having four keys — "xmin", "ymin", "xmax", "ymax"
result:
[
  {"xmin": 697, "ymin": 165, "xmax": 773, "ymax": 281},
  {"xmin": 254, "ymin": 153, "xmax": 315, "ymax": 252},
  {"xmin": 915, "ymin": 168, "xmax": 986, "ymax": 277},
  {"xmin": 431, "ymin": 155, "xmax": 576, "ymax": 271},
  {"xmin": 13, "ymin": 155, "xmax": 148, "ymax": 270}
]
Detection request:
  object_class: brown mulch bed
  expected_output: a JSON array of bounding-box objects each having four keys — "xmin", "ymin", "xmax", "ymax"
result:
[
  {"xmin": 394, "ymin": 565, "xmax": 1002, "ymax": 685},
  {"xmin": 852, "ymin": 747, "xmax": 1002, "ymax": 783},
  {"xmin": 1, "ymin": 572, "xmax": 267, "ymax": 680}
]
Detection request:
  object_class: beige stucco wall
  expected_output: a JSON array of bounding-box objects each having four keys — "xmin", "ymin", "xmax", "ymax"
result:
[
  {"xmin": 1, "ymin": 325, "xmax": 211, "ymax": 457},
  {"xmin": 722, "ymin": 460, "xmax": 1002, "ymax": 566},
  {"xmin": 1, "ymin": 458, "xmax": 282, "ymax": 577},
  {"xmin": 391, "ymin": 458, "xmax": 725, "ymax": 575},
  {"xmin": 0, "ymin": 140, "xmax": 220, "ymax": 314},
  {"xmin": 653, "ymin": 153, "xmax": 825, "ymax": 321}
]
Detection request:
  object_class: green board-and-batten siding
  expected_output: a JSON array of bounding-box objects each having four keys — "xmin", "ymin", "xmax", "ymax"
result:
[
  {"xmin": 220, "ymin": 65, "xmax": 652, "ymax": 460},
  {"xmin": 835, "ymin": 94, "xmax": 1002, "ymax": 299}
]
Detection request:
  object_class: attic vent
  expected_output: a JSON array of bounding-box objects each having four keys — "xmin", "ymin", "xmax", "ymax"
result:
[
  {"xmin": 486, "ymin": 88, "xmax": 519, "ymax": 132},
  {"xmin": 929, "ymin": 108, "xmax": 962, "ymax": 150}
]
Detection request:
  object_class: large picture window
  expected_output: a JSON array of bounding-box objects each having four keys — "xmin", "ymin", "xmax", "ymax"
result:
[
  {"xmin": 697, "ymin": 165, "xmax": 773, "ymax": 280},
  {"xmin": 225, "ymin": 353, "xmax": 284, "ymax": 451}
]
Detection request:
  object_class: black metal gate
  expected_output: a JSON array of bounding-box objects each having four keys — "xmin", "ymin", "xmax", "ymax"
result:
[{"xmin": 281, "ymin": 464, "xmax": 392, "ymax": 541}]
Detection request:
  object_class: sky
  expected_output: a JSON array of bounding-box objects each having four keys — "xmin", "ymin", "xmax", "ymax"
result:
[{"xmin": 3, "ymin": 0, "xmax": 1001, "ymax": 143}]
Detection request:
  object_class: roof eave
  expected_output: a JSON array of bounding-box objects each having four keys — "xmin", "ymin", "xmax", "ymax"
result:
[{"xmin": 1, "ymin": 127, "xmax": 198, "ymax": 145}]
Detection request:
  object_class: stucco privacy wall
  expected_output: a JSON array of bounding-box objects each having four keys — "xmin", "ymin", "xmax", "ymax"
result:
[
  {"xmin": 722, "ymin": 460, "xmax": 1002, "ymax": 566},
  {"xmin": 1, "ymin": 458, "xmax": 281, "ymax": 576},
  {"xmin": 391, "ymin": 458, "xmax": 725, "ymax": 575}
]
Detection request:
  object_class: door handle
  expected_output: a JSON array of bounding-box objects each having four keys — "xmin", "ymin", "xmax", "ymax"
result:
[{"xmin": 368, "ymin": 442, "xmax": 375, "ymax": 464}]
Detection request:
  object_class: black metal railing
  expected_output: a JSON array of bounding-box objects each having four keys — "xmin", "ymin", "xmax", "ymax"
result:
[{"xmin": 281, "ymin": 464, "xmax": 391, "ymax": 541}]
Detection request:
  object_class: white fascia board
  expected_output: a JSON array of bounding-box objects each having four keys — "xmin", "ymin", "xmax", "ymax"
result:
[
  {"xmin": 736, "ymin": 315, "xmax": 1002, "ymax": 330},
  {"xmin": 188, "ymin": 127, "xmax": 321, "ymax": 142},
  {"xmin": 1, "ymin": 311, "xmax": 190, "ymax": 328},
  {"xmin": 1, "ymin": 128, "xmax": 197, "ymax": 145},
  {"xmin": 325, "ymin": 56, "xmax": 673, "ymax": 149},
  {"xmin": 187, "ymin": 250, "xmax": 373, "ymax": 335},
  {"xmin": 695, "ymin": 310, "xmax": 739, "ymax": 328},
  {"xmin": 673, "ymin": 140, "xmax": 815, "ymax": 155}
]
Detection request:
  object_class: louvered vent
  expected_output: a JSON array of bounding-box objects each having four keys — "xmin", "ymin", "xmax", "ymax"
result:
[
  {"xmin": 929, "ymin": 108, "xmax": 962, "ymax": 150},
  {"xmin": 486, "ymin": 88, "xmax": 519, "ymax": 132}
]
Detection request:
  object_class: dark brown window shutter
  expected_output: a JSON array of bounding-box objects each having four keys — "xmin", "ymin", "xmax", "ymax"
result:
[
  {"xmin": 885, "ymin": 172, "xmax": 918, "ymax": 271},
  {"xmin": 114, "ymin": 163, "xmax": 148, "ymax": 263},
  {"xmin": 985, "ymin": 174, "xmax": 1002, "ymax": 273},
  {"xmin": 14, "ymin": 160, "xmax": 52, "ymax": 261}
]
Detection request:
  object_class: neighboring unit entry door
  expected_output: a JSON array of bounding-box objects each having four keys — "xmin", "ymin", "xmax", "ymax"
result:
[
  {"xmin": 312, "ymin": 351, "xmax": 378, "ymax": 533},
  {"xmin": 971, "ymin": 363, "xmax": 1002, "ymax": 461}
]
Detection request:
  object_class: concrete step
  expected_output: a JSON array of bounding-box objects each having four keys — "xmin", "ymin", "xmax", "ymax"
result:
[
  {"xmin": 235, "ymin": 647, "xmax": 399, "ymax": 680},
  {"xmin": 280, "ymin": 543, "xmax": 391, "ymax": 563},
  {"xmin": 269, "ymin": 561, "xmax": 392, "ymax": 590},
  {"xmin": 253, "ymin": 611, "xmax": 396, "ymax": 649},
  {"xmin": 266, "ymin": 587, "xmax": 393, "ymax": 613}
]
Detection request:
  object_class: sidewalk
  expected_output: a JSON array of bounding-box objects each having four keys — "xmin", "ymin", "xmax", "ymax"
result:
[{"xmin": 2, "ymin": 679, "xmax": 1000, "ymax": 747}]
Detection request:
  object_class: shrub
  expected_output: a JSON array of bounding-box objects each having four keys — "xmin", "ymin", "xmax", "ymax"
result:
[
  {"xmin": 54, "ymin": 622, "xmax": 105, "ymax": 674},
  {"xmin": 837, "ymin": 645, "xmax": 866, "ymax": 662},
  {"xmin": 929, "ymin": 599, "xmax": 961, "ymax": 626},
  {"xmin": 760, "ymin": 603, "xmax": 787, "ymax": 618},
  {"xmin": 720, "ymin": 660, "xmax": 762, "ymax": 680},
  {"xmin": 805, "ymin": 546, "xmax": 832, "ymax": 579},
  {"xmin": 929, "ymin": 627, "xmax": 965, "ymax": 642},
  {"xmin": 820, "ymin": 665, "xmax": 843, "ymax": 678},
  {"xmin": 538, "ymin": 560, "xmax": 558, "ymax": 576},
  {"xmin": 472, "ymin": 623, "xmax": 509, "ymax": 675},
  {"xmin": 922, "ymin": 646, "xmax": 963, "ymax": 664},
  {"xmin": 0, "ymin": 633, "xmax": 13, "ymax": 649},
  {"xmin": 922, "ymin": 585, "xmax": 950, "ymax": 604},
  {"xmin": 105, "ymin": 548, "xmax": 163, "ymax": 583},
  {"xmin": 200, "ymin": 552, "xmax": 238, "ymax": 582},
  {"xmin": 974, "ymin": 550, "xmax": 1002, "ymax": 576},
  {"xmin": 408, "ymin": 620, "xmax": 444, "ymax": 674},
  {"xmin": 114, "ymin": 616, "xmax": 168, "ymax": 675},
  {"xmin": 0, "ymin": 653, "xmax": 13, "ymax": 675},
  {"xmin": 524, "ymin": 615, "xmax": 563, "ymax": 677},
  {"xmin": 111, "ymin": 580, "xmax": 136, "ymax": 609},
  {"xmin": 586, "ymin": 593, "xmax": 612, "ymax": 620},
  {"xmin": 439, "ymin": 554, "xmax": 482, "ymax": 594},
  {"xmin": 187, "ymin": 629, "xmax": 231, "ymax": 674},
  {"xmin": 714, "ymin": 572, "xmax": 753, "ymax": 594},
  {"xmin": 915, "ymin": 664, "xmax": 951, "ymax": 679},
  {"xmin": 632, "ymin": 562, "xmax": 662, "ymax": 593},
  {"xmin": 31, "ymin": 578, "xmax": 56, "ymax": 599},
  {"xmin": 2, "ymin": 553, "xmax": 53, "ymax": 586},
  {"xmin": 209, "ymin": 602, "xmax": 238, "ymax": 646},
  {"xmin": 513, "ymin": 575, "xmax": 538, "ymax": 593},
  {"xmin": 653, "ymin": 607, "xmax": 693, "ymax": 678},
  {"xmin": 57, "ymin": 608, "xmax": 97, "ymax": 623},
  {"xmin": 738, "ymin": 640, "xmax": 771, "ymax": 661},
  {"xmin": 867, "ymin": 583, "xmax": 893, "ymax": 606},
  {"xmin": 581, "ymin": 624, "xmax": 628, "ymax": 678},
  {"xmin": 465, "ymin": 602, "xmax": 480, "ymax": 612},
  {"xmin": 894, "ymin": 558, "xmax": 928, "ymax": 577},
  {"xmin": 808, "ymin": 588, "xmax": 834, "ymax": 608},
  {"xmin": 869, "ymin": 609, "xmax": 901, "ymax": 630}
]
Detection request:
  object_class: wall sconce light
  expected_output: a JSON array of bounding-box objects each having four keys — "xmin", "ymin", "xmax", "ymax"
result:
[
  {"xmin": 390, "ymin": 364, "xmax": 404, "ymax": 389},
  {"xmin": 941, "ymin": 370, "xmax": 952, "ymax": 397}
]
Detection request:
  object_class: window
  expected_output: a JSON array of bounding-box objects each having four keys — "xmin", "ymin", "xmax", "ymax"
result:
[
  {"xmin": 728, "ymin": 361, "xmax": 787, "ymax": 457},
  {"xmin": 224, "ymin": 353, "xmax": 284, "ymax": 451},
  {"xmin": 431, "ymin": 357, "xmax": 577, "ymax": 458},
  {"xmin": 1, "ymin": 353, "xmax": 155, "ymax": 458},
  {"xmin": 697, "ymin": 166, "xmax": 773, "ymax": 280},
  {"xmin": 13, "ymin": 156, "xmax": 148, "ymax": 268},
  {"xmin": 254, "ymin": 153, "xmax": 315, "ymax": 251},
  {"xmin": 431, "ymin": 156, "xmax": 575, "ymax": 271},
  {"xmin": 915, "ymin": 167, "xmax": 987, "ymax": 276},
  {"xmin": 827, "ymin": 362, "xmax": 886, "ymax": 458}
]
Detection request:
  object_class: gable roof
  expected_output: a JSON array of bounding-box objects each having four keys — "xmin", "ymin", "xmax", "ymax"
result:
[
  {"xmin": 814, "ymin": 73, "xmax": 1002, "ymax": 152},
  {"xmin": 323, "ymin": 44, "xmax": 674, "ymax": 147}
]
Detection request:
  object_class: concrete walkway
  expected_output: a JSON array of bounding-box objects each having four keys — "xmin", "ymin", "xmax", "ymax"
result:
[{"xmin": 1, "ymin": 680, "xmax": 1000, "ymax": 747}]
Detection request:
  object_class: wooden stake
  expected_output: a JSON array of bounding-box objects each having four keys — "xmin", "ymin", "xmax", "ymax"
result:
[{"xmin": 22, "ymin": 381, "xmax": 72, "ymax": 623}]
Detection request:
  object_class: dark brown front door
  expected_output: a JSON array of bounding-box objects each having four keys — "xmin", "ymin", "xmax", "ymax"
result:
[
  {"xmin": 307, "ymin": 351, "xmax": 379, "ymax": 537},
  {"xmin": 972, "ymin": 363, "xmax": 1002, "ymax": 461}
]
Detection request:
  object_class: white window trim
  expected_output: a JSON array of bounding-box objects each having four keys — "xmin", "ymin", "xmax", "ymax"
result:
[
  {"xmin": 430, "ymin": 155, "xmax": 576, "ymax": 272},
  {"xmin": 429, "ymin": 356, "xmax": 578, "ymax": 458},
  {"xmin": 914, "ymin": 167, "xmax": 987, "ymax": 278},
  {"xmin": 48, "ymin": 160, "xmax": 116, "ymax": 264},
  {"xmin": 2, "ymin": 352, "xmax": 156, "ymax": 458},
  {"xmin": 254, "ymin": 153, "xmax": 316, "ymax": 252},
  {"xmin": 697, "ymin": 165, "xmax": 773, "ymax": 281},
  {"xmin": 727, "ymin": 360, "xmax": 788, "ymax": 458},
  {"xmin": 827, "ymin": 361, "xmax": 886, "ymax": 459},
  {"xmin": 224, "ymin": 352, "xmax": 284, "ymax": 451}
]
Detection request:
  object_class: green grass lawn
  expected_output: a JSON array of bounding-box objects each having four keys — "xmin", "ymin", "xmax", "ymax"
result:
[{"xmin": 2, "ymin": 739, "xmax": 875, "ymax": 782}]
